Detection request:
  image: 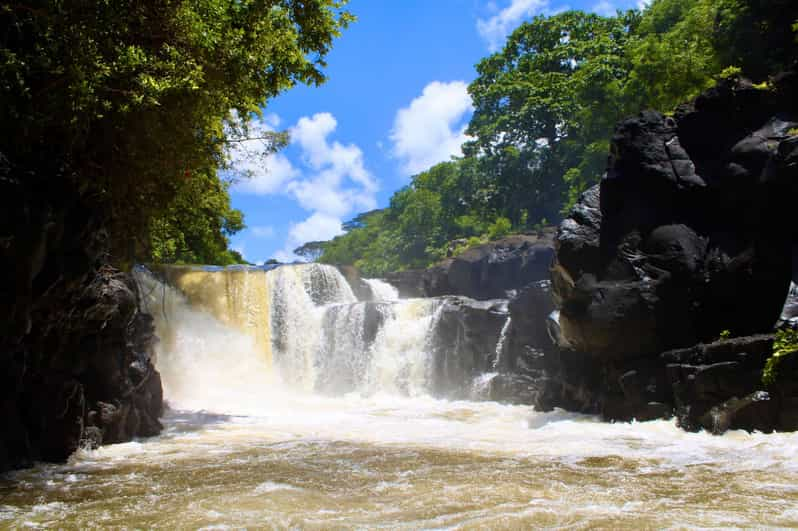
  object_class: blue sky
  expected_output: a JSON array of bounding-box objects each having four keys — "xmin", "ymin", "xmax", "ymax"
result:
[{"xmin": 228, "ymin": 0, "xmax": 644, "ymax": 264}]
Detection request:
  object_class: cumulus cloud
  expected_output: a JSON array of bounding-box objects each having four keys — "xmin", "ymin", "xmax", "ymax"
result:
[
  {"xmin": 231, "ymin": 111, "xmax": 377, "ymax": 262},
  {"xmin": 288, "ymin": 113, "xmax": 377, "ymax": 217},
  {"xmin": 592, "ymin": 0, "xmax": 616, "ymax": 16},
  {"xmin": 390, "ymin": 81, "xmax": 473, "ymax": 176},
  {"xmin": 637, "ymin": 0, "xmax": 651, "ymax": 10},
  {"xmin": 227, "ymin": 113, "xmax": 299, "ymax": 194},
  {"xmin": 477, "ymin": 0, "xmax": 550, "ymax": 50}
]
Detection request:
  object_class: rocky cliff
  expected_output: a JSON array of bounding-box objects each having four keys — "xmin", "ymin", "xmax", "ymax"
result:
[
  {"xmin": 541, "ymin": 73, "xmax": 798, "ymax": 432},
  {"xmin": 0, "ymin": 157, "xmax": 163, "ymax": 472}
]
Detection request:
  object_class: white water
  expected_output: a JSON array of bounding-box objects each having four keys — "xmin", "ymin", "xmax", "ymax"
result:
[
  {"xmin": 364, "ymin": 277, "xmax": 400, "ymax": 301},
  {"xmin": 493, "ymin": 316, "xmax": 512, "ymax": 369},
  {"xmin": 4, "ymin": 264, "xmax": 798, "ymax": 528}
]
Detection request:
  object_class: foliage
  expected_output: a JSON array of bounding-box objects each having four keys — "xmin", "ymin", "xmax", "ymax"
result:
[
  {"xmin": 148, "ymin": 170, "xmax": 245, "ymax": 265},
  {"xmin": 1, "ymin": 0, "xmax": 352, "ymax": 265},
  {"xmin": 293, "ymin": 241, "xmax": 327, "ymax": 262},
  {"xmin": 317, "ymin": 0, "xmax": 798, "ymax": 274},
  {"xmin": 719, "ymin": 329, "xmax": 732, "ymax": 340},
  {"xmin": 763, "ymin": 328, "xmax": 798, "ymax": 386}
]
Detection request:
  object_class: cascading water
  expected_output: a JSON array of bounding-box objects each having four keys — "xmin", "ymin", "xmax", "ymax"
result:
[
  {"xmin": 363, "ymin": 277, "xmax": 400, "ymax": 301},
  {"xmin": 492, "ymin": 316, "xmax": 512, "ymax": 370},
  {"xmin": 5, "ymin": 264, "xmax": 798, "ymax": 528},
  {"xmin": 365, "ymin": 298, "xmax": 444, "ymax": 396},
  {"xmin": 136, "ymin": 263, "xmax": 450, "ymax": 402}
]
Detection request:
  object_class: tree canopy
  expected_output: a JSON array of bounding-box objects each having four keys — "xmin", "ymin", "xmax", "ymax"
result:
[
  {"xmin": 316, "ymin": 0, "xmax": 797, "ymax": 276},
  {"xmin": 1, "ymin": 0, "xmax": 352, "ymax": 265}
]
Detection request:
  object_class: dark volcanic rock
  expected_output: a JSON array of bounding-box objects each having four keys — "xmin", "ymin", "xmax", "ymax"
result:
[
  {"xmin": 431, "ymin": 297, "xmax": 509, "ymax": 398},
  {"xmin": 441, "ymin": 232, "xmax": 555, "ymax": 300},
  {"xmin": 0, "ymin": 158, "xmax": 162, "ymax": 472},
  {"xmin": 543, "ymin": 74, "xmax": 798, "ymax": 431},
  {"xmin": 662, "ymin": 334, "xmax": 798, "ymax": 433},
  {"xmin": 382, "ymin": 269, "xmax": 427, "ymax": 298},
  {"xmin": 384, "ymin": 232, "xmax": 555, "ymax": 300}
]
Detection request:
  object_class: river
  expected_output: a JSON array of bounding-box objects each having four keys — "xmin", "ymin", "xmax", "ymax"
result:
[{"xmin": 1, "ymin": 265, "xmax": 797, "ymax": 528}]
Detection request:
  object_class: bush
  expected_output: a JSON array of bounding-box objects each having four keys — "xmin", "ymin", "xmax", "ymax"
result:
[
  {"xmin": 763, "ymin": 328, "xmax": 798, "ymax": 386},
  {"xmin": 487, "ymin": 217, "xmax": 512, "ymax": 240}
]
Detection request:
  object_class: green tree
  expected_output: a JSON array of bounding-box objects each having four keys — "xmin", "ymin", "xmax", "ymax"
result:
[
  {"xmin": 148, "ymin": 170, "xmax": 246, "ymax": 265},
  {"xmin": 316, "ymin": 0, "xmax": 798, "ymax": 275},
  {"xmin": 466, "ymin": 10, "xmax": 638, "ymax": 218},
  {"xmin": 1, "ymin": 0, "xmax": 353, "ymax": 265}
]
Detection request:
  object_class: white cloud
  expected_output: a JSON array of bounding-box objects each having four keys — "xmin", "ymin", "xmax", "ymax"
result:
[
  {"xmin": 287, "ymin": 112, "xmax": 377, "ymax": 218},
  {"xmin": 228, "ymin": 113, "xmax": 299, "ymax": 194},
  {"xmin": 273, "ymin": 213, "xmax": 344, "ymax": 262},
  {"xmin": 250, "ymin": 225, "xmax": 275, "ymax": 239},
  {"xmin": 230, "ymin": 111, "xmax": 378, "ymax": 262},
  {"xmin": 390, "ymin": 81, "xmax": 473, "ymax": 176},
  {"xmin": 592, "ymin": 0, "xmax": 616, "ymax": 16},
  {"xmin": 477, "ymin": 0, "xmax": 550, "ymax": 50},
  {"xmin": 636, "ymin": 0, "xmax": 651, "ymax": 10}
]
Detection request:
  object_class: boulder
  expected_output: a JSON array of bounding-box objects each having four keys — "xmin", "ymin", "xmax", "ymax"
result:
[
  {"xmin": 383, "ymin": 232, "xmax": 556, "ymax": 300},
  {"xmin": 428, "ymin": 232, "xmax": 556, "ymax": 300},
  {"xmin": 555, "ymin": 77, "xmax": 797, "ymax": 359}
]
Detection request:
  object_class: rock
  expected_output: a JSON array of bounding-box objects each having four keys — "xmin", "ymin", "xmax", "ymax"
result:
[
  {"xmin": 430, "ymin": 297, "xmax": 509, "ymax": 398},
  {"xmin": 0, "ymin": 158, "xmax": 163, "ymax": 472},
  {"xmin": 556, "ymin": 77, "xmax": 797, "ymax": 358},
  {"xmin": 506, "ymin": 281, "xmax": 556, "ymax": 373},
  {"xmin": 540, "ymin": 74, "xmax": 798, "ymax": 431},
  {"xmin": 430, "ymin": 232, "xmax": 556, "ymax": 300},
  {"xmin": 383, "ymin": 232, "xmax": 556, "ymax": 300},
  {"xmin": 382, "ymin": 269, "xmax": 428, "ymax": 298}
]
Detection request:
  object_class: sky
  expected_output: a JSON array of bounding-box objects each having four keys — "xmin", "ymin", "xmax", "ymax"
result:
[{"xmin": 228, "ymin": 0, "xmax": 646, "ymax": 264}]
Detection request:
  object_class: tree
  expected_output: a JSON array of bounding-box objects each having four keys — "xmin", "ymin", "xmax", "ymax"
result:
[
  {"xmin": 293, "ymin": 241, "xmax": 326, "ymax": 262},
  {"xmin": 466, "ymin": 11, "xmax": 638, "ymax": 218},
  {"xmin": 316, "ymin": 0, "xmax": 798, "ymax": 275},
  {"xmin": 1, "ymin": 0, "xmax": 353, "ymax": 265}
]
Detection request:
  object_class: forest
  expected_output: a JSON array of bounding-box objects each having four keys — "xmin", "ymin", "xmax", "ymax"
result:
[{"xmin": 313, "ymin": 0, "xmax": 798, "ymax": 275}]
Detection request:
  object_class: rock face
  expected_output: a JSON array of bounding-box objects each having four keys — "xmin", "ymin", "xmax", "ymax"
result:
[
  {"xmin": 541, "ymin": 74, "xmax": 798, "ymax": 431},
  {"xmin": 431, "ymin": 297, "xmax": 509, "ymax": 398},
  {"xmin": 384, "ymin": 232, "xmax": 555, "ymax": 300},
  {"xmin": 0, "ymin": 158, "xmax": 163, "ymax": 472}
]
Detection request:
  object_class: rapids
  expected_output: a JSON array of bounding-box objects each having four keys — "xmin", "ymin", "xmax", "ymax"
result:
[{"xmin": 2, "ymin": 264, "xmax": 798, "ymax": 528}]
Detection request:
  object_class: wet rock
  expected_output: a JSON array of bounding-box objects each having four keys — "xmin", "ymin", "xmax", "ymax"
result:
[
  {"xmin": 442, "ymin": 233, "xmax": 555, "ymax": 300},
  {"xmin": 383, "ymin": 232, "xmax": 556, "ymax": 300},
  {"xmin": 431, "ymin": 297, "xmax": 508, "ymax": 398}
]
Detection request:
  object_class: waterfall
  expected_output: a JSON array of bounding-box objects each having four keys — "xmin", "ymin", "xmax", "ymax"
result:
[
  {"xmin": 365, "ymin": 299, "xmax": 444, "ymax": 396},
  {"xmin": 363, "ymin": 278, "xmax": 400, "ymax": 301},
  {"xmin": 136, "ymin": 263, "xmax": 472, "ymax": 406},
  {"xmin": 493, "ymin": 316, "xmax": 512, "ymax": 370},
  {"xmin": 134, "ymin": 266, "xmax": 275, "ymax": 413}
]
